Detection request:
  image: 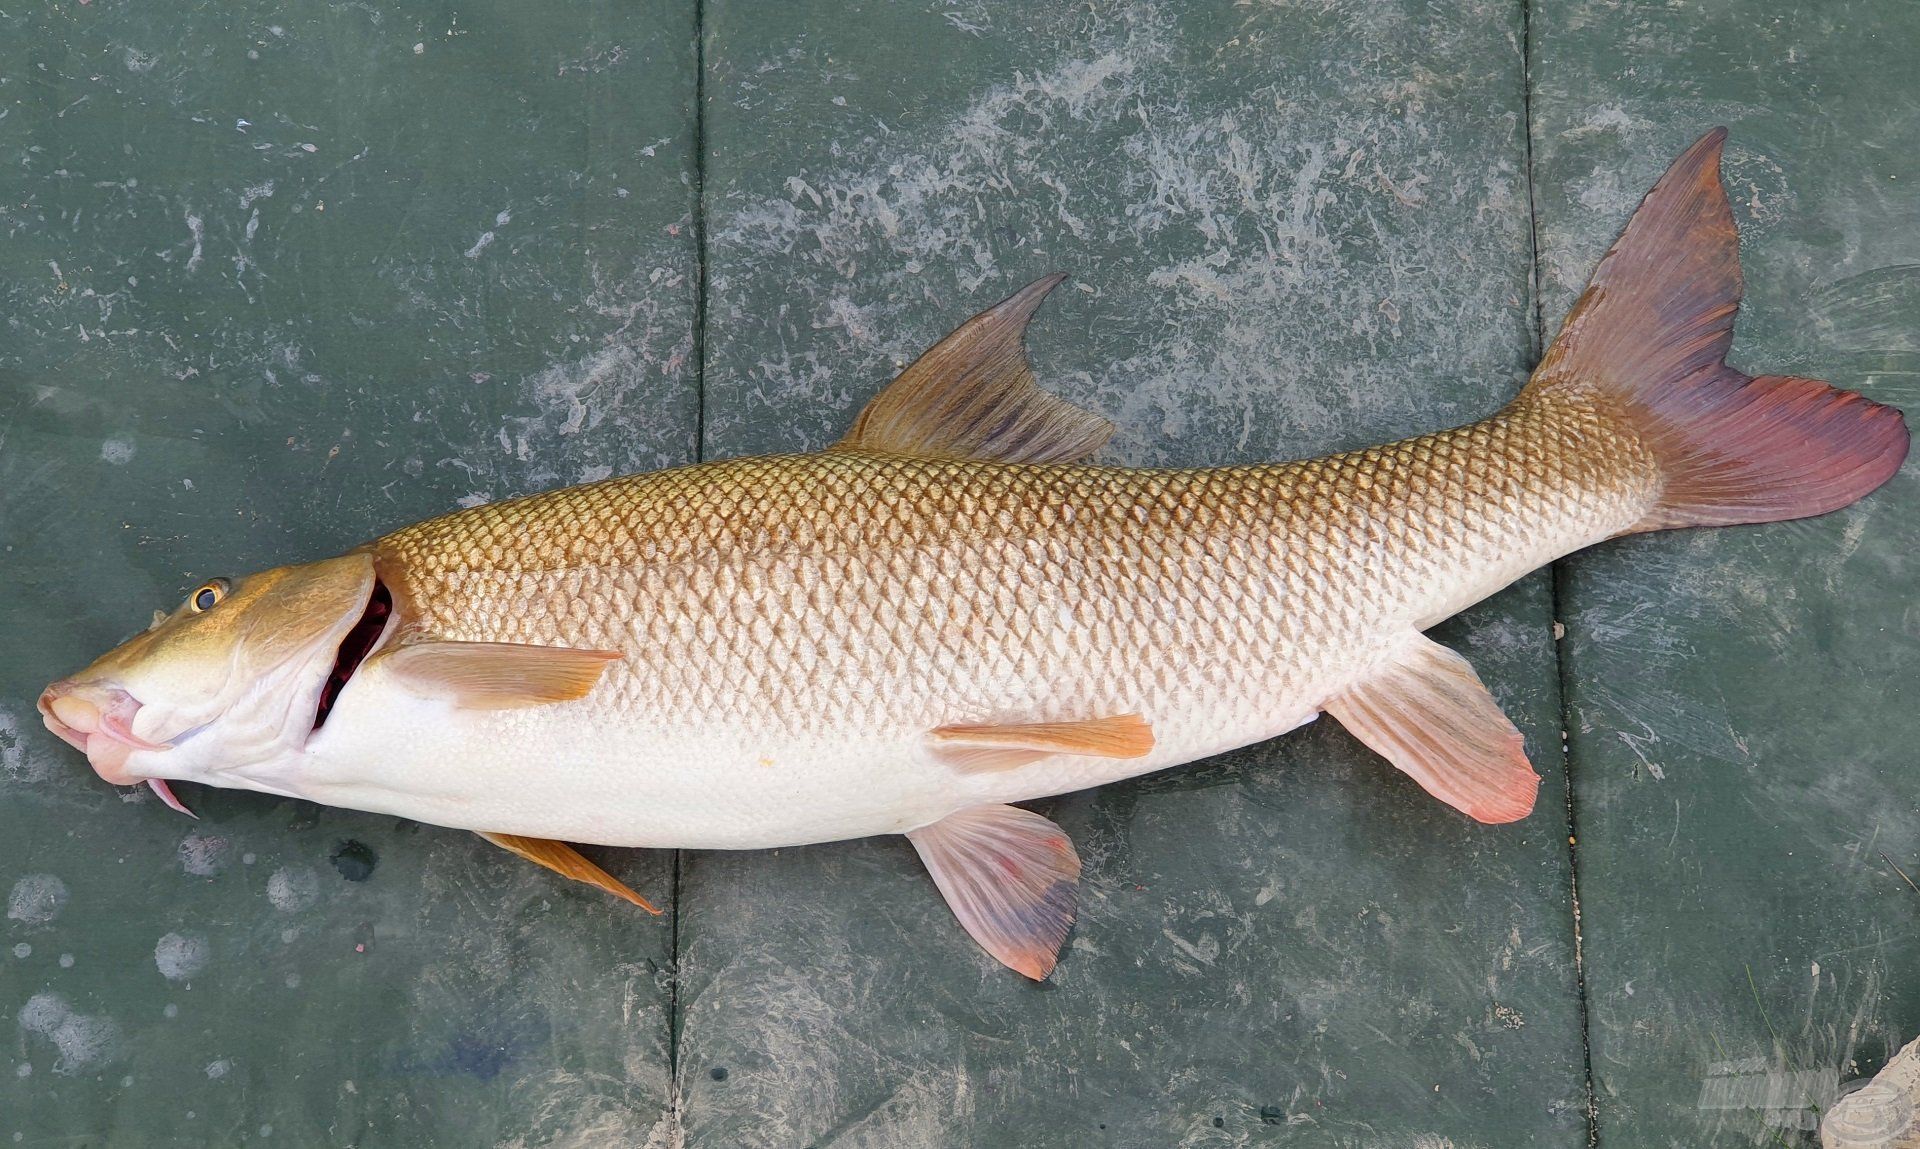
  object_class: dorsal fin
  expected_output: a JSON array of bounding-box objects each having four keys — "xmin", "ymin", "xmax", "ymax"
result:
[
  {"xmin": 832, "ymin": 274, "xmax": 1114, "ymax": 464},
  {"xmin": 1529, "ymin": 127, "xmax": 1742, "ymax": 398}
]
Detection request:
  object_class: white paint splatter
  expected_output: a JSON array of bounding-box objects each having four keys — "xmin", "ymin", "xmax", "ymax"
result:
[
  {"xmin": 265, "ymin": 865, "xmax": 319, "ymax": 912},
  {"xmin": 154, "ymin": 932, "xmax": 209, "ymax": 981},
  {"xmin": 1160, "ymin": 926, "xmax": 1221, "ymax": 967},
  {"xmin": 1566, "ymin": 104, "xmax": 1640, "ymax": 139},
  {"xmin": 100, "ymin": 438, "xmax": 135, "ymax": 465},
  {"xmin": 177, "ymin": 831, "xmax": 232, "ymax": 876},
  {"xmin": 525, "ymin": 345, "xmax": 639, "ymax": 439},
  {"xmin": 205, "ymin": 1058, "xmax": 232, "ymax": 1079},
  {"xmin": 122, "ymin": 47, "xmax": 159, "ymax": 73},
  {"xmin": 0, "ymin": 704, "xmax": 53, "ymax": 784},
  {"xmin": 16, "ymin": 993, "xmax": 122, "ymax": 1074},
  {"xmin": 709, "ymin": 0, "xmax": 1530, "ymax": 463},
  {"xmin": 1574, "ymin": 165, "xmax": 1635, "ymax": 217},
  {"xmin": 239, "ymin": 179, "xmax": 276, "ymax": 209},
  {"xmin": 7, "ymin": 874, "xmax": 70, "ymax": 924},
  {"xmin": 464, "ymin": 231, "xmax": 496, "ymax": 259},
  {"xmin": 11, "ymin": 996, "xmax": 59, "ymax": 1033},
  {"xmin": 436, "ymin": 246, "xmax": 692, "ymax": 502},
  {"xmin": 184, "ymin": 211, "xmax": 204, "ymax": 272}
]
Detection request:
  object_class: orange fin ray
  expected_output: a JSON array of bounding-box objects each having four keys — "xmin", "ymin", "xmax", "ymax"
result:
[
  {"xmin": 380, "ymin": 641, "xmax": 621, "ymax": 709},
  {"xmin": 906, "ymin": 804, "xmax": 1080, "ymax": 981},
  {"xmin": 477, "ymin": 832, "xmax": 661, "ymax": 914},
  {"xmin": 1325, "ymin": 634, "xmax": 1539, "ymax": 824},
  {"xmin": 928, "ymin": 713, "xmax": 1155, "ymax": 773},
  {"xmin": 832, "ymin": 274, "xmax": 1114, "ymax": 464}
]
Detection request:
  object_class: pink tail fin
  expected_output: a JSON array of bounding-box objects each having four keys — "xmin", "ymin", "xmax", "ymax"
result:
[{"xmin": 1524, "ymin": 127, "xmax": 1908, "ymax": 532}]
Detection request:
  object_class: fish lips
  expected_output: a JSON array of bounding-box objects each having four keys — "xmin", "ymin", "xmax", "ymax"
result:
[{"xmin": 36, "ymin": 680, "xmax": 171, "ymax": 786}]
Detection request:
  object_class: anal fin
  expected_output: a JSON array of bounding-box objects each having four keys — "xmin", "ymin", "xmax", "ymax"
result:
[
  {"xmin": 1324, "ymin": 634, "xmax": 1539, "ymax": 824},
  {"xmin": 928, "ymin": 713, "xmax": 1154, "ymax": 773},
  {"xmin": 478, "ymin": 832, "xmax": 662, "ymax": 914},
  {"xmin": 906, "ymin": 804, "xmax": 1080, "ymax": 980}
]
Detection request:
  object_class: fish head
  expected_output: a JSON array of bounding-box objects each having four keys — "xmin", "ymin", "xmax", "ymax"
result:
[{"xmin": 39, "ymin": 553, "xmax": 382, "ymax": 797}]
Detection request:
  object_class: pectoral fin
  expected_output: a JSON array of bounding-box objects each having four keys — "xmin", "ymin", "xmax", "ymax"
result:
[
  {"xmin": 381, "ymin": 642, "xmax": 621, "ymax": 709},
  {"xmin": 928, "ymin": 714, "xmax": 1155, "ymax": 773},
  {"xmin": 832, "ymin": 274, "xmax": 1114, "ymax": 464},
  {"xmin": 1324, "ymin": 634, "xmax": 1539, "ymax": 824},
  {"xmin": 906, "ymin": 804, "xmax": 1080, "ymax": 981},
  {"xmin": 478, "ymin": 832, "xmax": 662, "ymax": 914}
]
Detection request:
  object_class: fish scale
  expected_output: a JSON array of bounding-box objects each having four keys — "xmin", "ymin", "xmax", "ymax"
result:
[{"xmin": 358, "ymin": 396, "xmax": 1654, "ymax": 840}]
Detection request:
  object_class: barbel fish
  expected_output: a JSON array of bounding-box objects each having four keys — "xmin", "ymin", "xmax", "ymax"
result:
[{"xmin": 38, "ymin": 130, "xmax": 1908, "ymax": 978}]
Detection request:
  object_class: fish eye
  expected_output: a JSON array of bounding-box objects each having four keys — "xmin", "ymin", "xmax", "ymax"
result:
[{"xmin": 188, "ymin": 578, "xmax": 231, "ymax": 613}]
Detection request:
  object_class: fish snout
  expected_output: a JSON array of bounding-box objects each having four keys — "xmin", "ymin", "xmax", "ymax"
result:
[{"xmin": 37, "ymin": 679, "xmax": 165, "ymax": 785}]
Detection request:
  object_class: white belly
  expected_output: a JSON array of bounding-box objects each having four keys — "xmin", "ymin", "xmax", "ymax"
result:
[{"xmin": 214, "ymin": 656, "xmax": 1326, "ymax": 849}]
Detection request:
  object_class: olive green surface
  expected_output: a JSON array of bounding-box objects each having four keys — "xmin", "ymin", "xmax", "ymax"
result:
[
  {"xmin": 1532, "ymin": 2, "xmax": 1920, "ymax": 1145},
  {"xmin": 683, "ymin": 3, "xmax": 1584, "ymax": 1147},
  {"xmin": 4, "ymin": 0, "xmax": 1915, "ymax": 1146},
  {"xmin": 2, "ymin": 1, "xmax": 698, "ymax": 1144}
]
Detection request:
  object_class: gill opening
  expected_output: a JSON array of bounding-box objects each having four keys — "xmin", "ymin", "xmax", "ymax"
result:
[{"xmin": 313, "ymin": 578, "xmax": 391, "ymax": 733}]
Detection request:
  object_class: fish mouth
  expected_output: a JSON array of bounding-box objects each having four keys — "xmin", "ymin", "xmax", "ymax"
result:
[
  {"xmin": 36, "ymin": 680, "xmax": 192, "ymax": 815},
  {"xmin": 311, "ymin": 577, "xmax": 391, "ymax": 734}
]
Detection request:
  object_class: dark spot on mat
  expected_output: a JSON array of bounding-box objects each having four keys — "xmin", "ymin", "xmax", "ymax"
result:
[
  {"xmin": 387, "ymin": 1016, "xmax": 546, "ymax": 1082},
  {"xmin": 710, "ymin": 1066, "xmax": 729, "ymax": 1081},
  {"xmin": 329, "ymin": 839, "xmax": 379, "ymax": 881},
  {"xmin": 1213, "ymin": 1116, "xmax": 1225, "ymax": 1128},
  {"xmin": 447, "ymin": 1033, "xmax": 512, "ymax": 1082},
  {"xmin": 1259, "ymin": 1105, "xmax": 1284, "ymax": 1125}
]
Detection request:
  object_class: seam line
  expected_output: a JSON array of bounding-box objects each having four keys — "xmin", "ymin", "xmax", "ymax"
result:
[
  {"xmin": 1518, "ymin": 2, "xmax": 1601, "ymax": 1145},
  {"xmin": 669, "ymin": 0, "xmax": 710, "ymax": 1120}
]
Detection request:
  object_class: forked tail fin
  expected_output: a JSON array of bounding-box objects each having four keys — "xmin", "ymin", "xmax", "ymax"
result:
[{"xmin": 1521, "ymin": 127, "xmax": 1908, "ymax": 532}]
